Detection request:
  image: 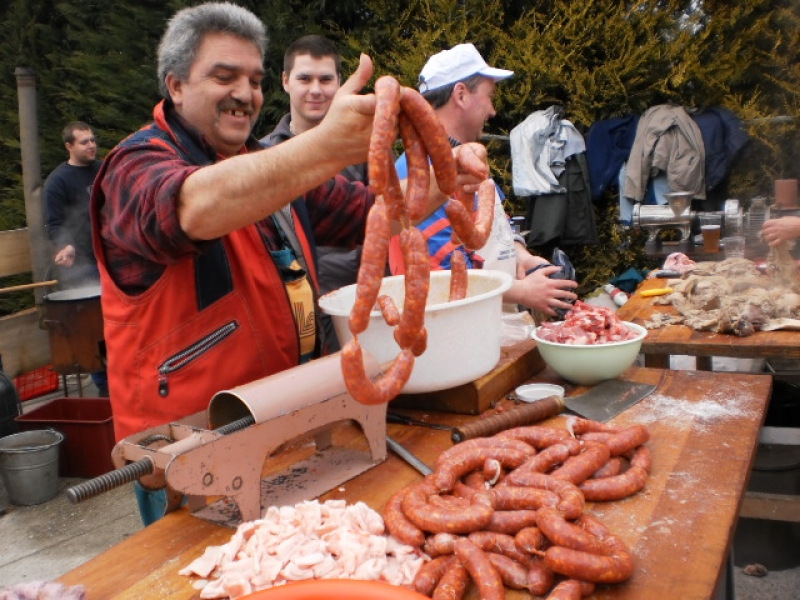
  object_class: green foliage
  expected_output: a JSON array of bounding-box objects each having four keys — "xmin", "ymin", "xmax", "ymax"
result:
[{"xmin": 0, "ymin": 0, "xmax": 798, "ymax": 307}]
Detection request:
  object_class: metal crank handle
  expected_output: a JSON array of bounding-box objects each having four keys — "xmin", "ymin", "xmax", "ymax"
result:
[
  {"xmin": 65, "ymin": 457, "xmax": 155, "ymax": 504},
  {"xmin": 65, "ymin": 415, "xmax": 256, "ymax": 504},
  {"xmin": 451, "ymin": 395, "xmax": 565, "ymax": 443}
]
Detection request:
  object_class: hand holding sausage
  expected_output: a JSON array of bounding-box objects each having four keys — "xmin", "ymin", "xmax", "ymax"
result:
[{"xmin": 317, "ymin": 54, "xmax": 376, "ymax": 168}]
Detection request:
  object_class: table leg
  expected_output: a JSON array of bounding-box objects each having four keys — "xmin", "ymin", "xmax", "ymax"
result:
[
  {"xmin": 644, "ymin": 354, "xmax": 669, "ymax": 369},
  {"xmin": 713, "ymin": 549, "xmax": 736, "ymax": 600},
  {"xmin": 697, "ymin": 356, "xmax": 713, "ymax": 371}
]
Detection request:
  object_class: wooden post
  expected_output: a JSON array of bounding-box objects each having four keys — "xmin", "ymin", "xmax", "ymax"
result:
[{"xmin": 15, "ymin": 67, "xmax": 50, "ymax": 306}]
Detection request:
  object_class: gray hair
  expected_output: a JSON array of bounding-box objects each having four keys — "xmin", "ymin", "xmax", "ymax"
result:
[{"xmin": 157, "ymin": 2, "xmax": 267, "ymax": 98}]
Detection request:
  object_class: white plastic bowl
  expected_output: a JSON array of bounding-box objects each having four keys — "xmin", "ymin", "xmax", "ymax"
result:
[
  {"xmin": 319, "ymin": 270, "xmax": 513, "ymax": 393},
  {"xmin": 531, "ymin": 321, "xmax": 647, "ymax": 385}
]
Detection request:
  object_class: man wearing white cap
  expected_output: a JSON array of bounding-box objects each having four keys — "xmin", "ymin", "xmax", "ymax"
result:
[{"xmin": 393, "ymin": 44, "xmax": 578, "ymax": 316}]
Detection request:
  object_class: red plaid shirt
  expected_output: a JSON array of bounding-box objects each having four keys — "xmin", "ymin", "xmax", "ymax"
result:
[{"xmin": 96, "ymin": 102, "xmax": 374, "ymax": 295}]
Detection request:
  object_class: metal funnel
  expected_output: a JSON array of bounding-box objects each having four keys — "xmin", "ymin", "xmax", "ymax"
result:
[{"xmin": 664, "ymin": 192, "xmax": 693, "ymax": 217}]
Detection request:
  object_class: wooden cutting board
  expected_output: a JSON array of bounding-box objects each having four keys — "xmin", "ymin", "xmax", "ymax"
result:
[{"xmin": 390, "ymin": 339, "xmax": 545, "ymax": 414}]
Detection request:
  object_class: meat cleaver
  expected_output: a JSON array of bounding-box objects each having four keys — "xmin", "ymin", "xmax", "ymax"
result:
[{"xmin": 451, "ymin": 379, "xmax": 656, "ymax": 442}]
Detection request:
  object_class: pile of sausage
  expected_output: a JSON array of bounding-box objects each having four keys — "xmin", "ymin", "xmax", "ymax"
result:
[
  {"xmin": 383, "ymin": 418, "xmax": 652, "ymax": 600},
  {"xmin": 341, "ymin": 76, "xmax": 493, "ymax": 406}
]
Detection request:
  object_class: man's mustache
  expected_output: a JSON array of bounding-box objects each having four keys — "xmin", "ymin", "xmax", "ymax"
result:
[{"xmin": 218, "ymin": 100, "xmax": 254, "ymax": 115}]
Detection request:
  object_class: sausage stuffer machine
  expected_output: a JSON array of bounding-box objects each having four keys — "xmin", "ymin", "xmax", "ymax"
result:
[{"xmin": 66, "ymin": 353, "xmax": 389, "ymax": 527}]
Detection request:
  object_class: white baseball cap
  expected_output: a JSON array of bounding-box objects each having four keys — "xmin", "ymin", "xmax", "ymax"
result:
[{"xmin": 418, "ymin": 43, "xmax": 514, "ymax": 93}]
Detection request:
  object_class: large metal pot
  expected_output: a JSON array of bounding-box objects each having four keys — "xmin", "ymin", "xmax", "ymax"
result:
[{"xmin": 41, "ymin": 284, "xmax": 105, "ymax": 374}]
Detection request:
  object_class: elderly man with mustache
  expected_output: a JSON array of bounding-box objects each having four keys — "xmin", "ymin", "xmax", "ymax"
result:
[{"xmin": 90, "ymin": 2, "xmax": 485, "ymax": 525}]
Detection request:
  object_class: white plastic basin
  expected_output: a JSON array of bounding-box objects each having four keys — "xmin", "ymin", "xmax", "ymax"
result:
[{"xmin": 319, "ymin": 270, "xmax": 513, "ymax": 393}]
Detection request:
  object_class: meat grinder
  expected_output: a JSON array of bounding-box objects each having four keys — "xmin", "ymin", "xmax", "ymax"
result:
[{"xmin": 632, "ymin": 193, "xmax": 743, "ymax": 250}]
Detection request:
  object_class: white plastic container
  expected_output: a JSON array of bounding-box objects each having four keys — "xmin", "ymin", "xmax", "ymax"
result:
[
  {"xmin": 319, "ymin": 270, "xmax": 513, "ymax": 393},
  {"xmin": 515, "ymin": 383, "xmax": 565, "ymax": 402}
]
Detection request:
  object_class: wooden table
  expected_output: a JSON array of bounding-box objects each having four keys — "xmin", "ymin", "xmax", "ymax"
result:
[
  {"xmin": 57, "ymin": 365, "xmax": 771, "ymax": 599},
  {"xmin": 618, "ymin": 280, "xmax": 800, "ymax": 524},
  {"xmin": 617, "ymin": 277, "xmax": 800, "ymax": 370}
]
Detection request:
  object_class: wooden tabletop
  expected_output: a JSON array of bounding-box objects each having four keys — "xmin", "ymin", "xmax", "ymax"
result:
[
  {"xmin": 58, "ymin": 365, "xmax": 771, "ymax": 600},
  {"xmin": 617, "ymin": 277, "xmax": 800, "ymax": 366}
]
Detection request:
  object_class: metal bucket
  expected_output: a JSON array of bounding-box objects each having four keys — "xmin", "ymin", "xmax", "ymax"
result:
[{"xmin": 0, "ymin": 429, "xmax": 64, "ymax": 505}]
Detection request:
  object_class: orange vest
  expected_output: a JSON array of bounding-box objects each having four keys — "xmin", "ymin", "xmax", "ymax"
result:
[{"xmin": 93, "ymin": 117, "xmax": 317, "ymax": 441}]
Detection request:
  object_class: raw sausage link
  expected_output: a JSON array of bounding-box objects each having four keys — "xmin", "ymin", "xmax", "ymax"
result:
[
  {"xmin": 515, "ymin": 526, "xmax": 548, "ymax": 554},
  {"xmin": 545, "ymin": 579, "xmax": 584, "ymax": 600},
  {"xmin": 399, "ymin": 86, "xmax": 458, "ymax": 196},
  {"xmin": 580, "ymin": 446, "xmax": 651, "ymax": 501},
  {"xmin": 368, "ymin": 76, "xmax": 401, "ymax": 194},
  {"xmin": 398, "ymin": 113, "xmax": 431, "ymax": 222},
  {"xmin": 527, "ymin": 558, "xmax": 558, "ymax": 596},
  {"xmin": 543, "ymin": 514, "xmax": 634, "ymax": 584},
  {"xmin": 502, "ymin": 472, "xmax": 584, "ymax": 520},
  {"xmin": 341, "ymin": 339, "xmax": 414, "ymax": 405},
  {"xmin": 445, "ymin": 178, "xmax": 495, "ymax": 250},
  {"xmin": 377, "ymin": 294, "xmax": 400, "ymax": 327},
  {"xmin": 468, "ymin": 531, "xmax": 533, "ymax": 567},
  {"xmin": 436, "ymin": 437, "xmax": 536, "ymax": 470},
  {"xmin": 349, "ymin": 199, "xmax": 390, "ymax": 335},
  {"xmin": 486, "ymin": 552, "xmax": 530, "ymax": 590},
  {"xmin": 490, "ymin": 485, "xmax": 559, "ymax": 511},
  {"xmin": 449, "ymin": 250, "xmax": 468, "ymax": 301},
  {"xmin": 589, "ymin": 456, "xmax": 625, "ymax": 479},
  {"xmin": 551, "ymin": 441, "xmax": 612, "ymax": 485},
  {"xmin": 383, "ymin": 487, "xmax": 426, "ymax": 547},
  {"xmin": 483, "ymin": 458, "xmax": 503, "ymax": 485},
  {"xmin": 497, "ymin": 426, "xmax": 573, "ymax": 449},
  {"xmin": 433, "ymin": 556, "xmax": 470, "ymax": 600},
  {"xmin": 444, "ymin": 193, "xmax": 487, "ymax": 251},
  {"xmin": 435, "ymin": 447, "xmax": 532, "ymax": 493},
  {"xmin": 503, "ymin": 443, "xmax": 573, "ymax": 485},
  {"xmin": 485, "ymin": 509, "xmax": 540, "ymax": 535},
  {"xmin": 462, "ymin": 470, "xmax": 489, "ymax": 491},
  {"xmin": 413, "ymin": 555, "xmax": 454, "ymax": 596},
  {"xmin": 402, "ymin": 483, "xmax": 494, "ymax": 534},
  {"xmin": 410, "ymin": 326, "xmax": 428, "ymax": 357},
  {"xmin": 453, "ymin": 538, "xmax": 505, "ymax": 600},
  {"xmin": 602, "ymin": 424, "xmax": 651, "ymax": 456},
  {"xmin": 566, "ymin": 417, "xmax": 619, "ymax": 437},
  {"xmin": 536, "ymin": 506, "xmax": 612, "ymax": 556},
  {"xmin": 454, "ymin": 142, "xmax": 490, "ymax": 180},
  {"xmin": 384, "ymin": 163, "xmax": 407, "ymax": 222},
  {"xmin": 394, "ymin": 227, "xmax": 431, "ymax": 350},
  {"xmin": 424, "ymin": 532, "xmax": 458, "ymax": 557}
]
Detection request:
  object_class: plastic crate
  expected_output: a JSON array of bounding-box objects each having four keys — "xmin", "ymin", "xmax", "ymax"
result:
[
  {"xmin": 13, "ymin": 366, "xmax": 59, "ymax": 402},
  {"xmin": 15, "ymin": 397, "xmax": 115, "ymax": 478}
]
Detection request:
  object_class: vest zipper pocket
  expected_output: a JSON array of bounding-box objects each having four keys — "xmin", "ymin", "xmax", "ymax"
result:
[{"xmin": 158, "ymin": 320, "xmax": 239, "ymax": 397}]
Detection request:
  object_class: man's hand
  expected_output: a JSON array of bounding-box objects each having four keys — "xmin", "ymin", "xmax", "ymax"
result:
[
  {"xmin": 453, "ymin": 143, "xmax": 489, "ymax": 196},
  {"xmin": 318, "ymin": 54, "xmax": 376, "ymax": 168},
  {"xmin": 54, "ymin": 245, "xmax": 76, "ymax": 267},
  {"xmin": 514, "ymin": 243, "xmax": 549, "ymax": 275},
  {"xmin": 762, "ymin": 216, "xmax": 800, "ymax": 247}
]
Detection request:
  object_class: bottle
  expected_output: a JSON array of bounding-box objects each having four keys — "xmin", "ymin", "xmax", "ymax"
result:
[{"xmin": 603, "ymin": 284, "xmax": 628, "ymax": 306}]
